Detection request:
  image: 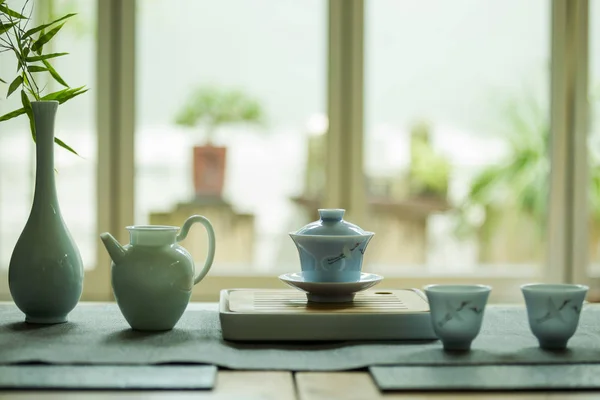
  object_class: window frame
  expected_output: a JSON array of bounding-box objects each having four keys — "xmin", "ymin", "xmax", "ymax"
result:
[
  {"xmin": 0, "ymin": 0, "xmax": 590, "ymax": 303},
  {"xmin": 547, "ymin": 0, "xmax": 590, "ymax": 288}
]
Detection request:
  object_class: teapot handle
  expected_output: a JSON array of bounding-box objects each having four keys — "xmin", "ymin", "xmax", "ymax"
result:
[{"xmin": 176, "ymin": 215, "xmax": 216, "ymax": 285}]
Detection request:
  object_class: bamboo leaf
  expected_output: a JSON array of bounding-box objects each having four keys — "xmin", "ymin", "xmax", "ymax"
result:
[
  {"xmin": 25, "ymin": 52, "xmax": 68, "ymax": 62},
  {"xmin": 23, "ymin": 13, "xmax": 76, "ymax": 39},
  {"xmin": 0, "ymin": 22, "xmax": 16, "ymax": 35},
  {"xmin": 54, "ymin": 137, "xmax": 78, "ymax": 156},
  {"xmin": 65, "ymin": 87, "xmax": 88, "ymax": 102},
  {"xmin": 31, "ymin": 23, "xmax": 66, "ymax": 53},
  {"xmin": 41, "ymin": 86, "xmax": 88, "ymax": 103},
  {"xmin": 57, "ymin": 87, "xmax": 88, "ymax": 104},
  {"xmin": 27, "ymin": 65, "xmax": 47, "ymax": 73},
  {"xmin": 42, "ymin": 59, "xmax": 68, "ymax": 86},
  {"xmin": 6, "ymin": 75, "xmax": 22, "ymax": 98},
  {"xmin": 20, "ymin": 90, "xmax": 35, "ymax": 141},
  {"xmin": 0, "ymin": 77, "xmax": 6, "ymax": 84},
  {"xmin": 35, "ymin": 28, "xmax": 45, "ymax": 54},
  {"xmin": 40, "ymin": 88, "xmax": 70, "ymax": 101},
  {"xmin": 0, "ymin": 4, "xmax": 27, "ymax": 19},
  {"xmin": 0, "ymin": 107, "xmax": 25, "ymax": 122}
]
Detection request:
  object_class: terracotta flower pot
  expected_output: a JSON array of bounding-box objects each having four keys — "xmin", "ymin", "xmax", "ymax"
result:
[{"xmin": 192, "ymin": 145, "xmax": 227, "ymax": 198}]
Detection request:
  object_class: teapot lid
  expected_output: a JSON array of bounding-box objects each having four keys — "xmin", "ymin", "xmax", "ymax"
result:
[{"xmin": 293, "ymin": 209, "xmax": 369, "ymax": 236}]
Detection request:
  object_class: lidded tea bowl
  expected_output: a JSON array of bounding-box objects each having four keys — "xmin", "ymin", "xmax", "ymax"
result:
[{"xmin": 289, "ymin": 209, "xmax": 374, "ymax": 282}]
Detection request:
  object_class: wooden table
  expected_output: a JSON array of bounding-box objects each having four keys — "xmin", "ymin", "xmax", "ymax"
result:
[
  {"xmin": 2, "ymin": 371, "xmax": 600, "ymax": 400},
  {"xmin": 1, "ymin": 302, "xmax": 599, "ymax": 399}
]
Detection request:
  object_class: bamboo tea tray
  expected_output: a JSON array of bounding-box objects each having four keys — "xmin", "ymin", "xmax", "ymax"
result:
[{"xmin": 219, "ymin": 288, "xmax": 438, "ymax": 341}]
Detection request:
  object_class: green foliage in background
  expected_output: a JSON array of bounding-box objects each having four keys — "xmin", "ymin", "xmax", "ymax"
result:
[
  {"xmin": 409, "ymin": 121, "xmax": 450, "ymax": 198},
  {"xmin": 456, "ymin": 92, "xmax": 600, "ymax": 238},
  {"xmin": 0, "ymin": 0, "xmax": 87, "ymax": 154},
  {"xmin": 175, "ymin": 86, "xmax": 265, "ymax": 144}
]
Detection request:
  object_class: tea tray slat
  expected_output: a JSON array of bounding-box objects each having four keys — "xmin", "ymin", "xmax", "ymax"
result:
[{"xmin": 219, "ymin": 289, "xmax": 438, "ymax": 341}]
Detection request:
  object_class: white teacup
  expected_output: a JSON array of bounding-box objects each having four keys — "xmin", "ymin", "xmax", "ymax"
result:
[
  {"xmin": 424, "ymin": 284, "xmax": 491, "ymax": 351},
  {"xmin": 521, "ymin": 283, "xmax": 588, "ymax": 350}
]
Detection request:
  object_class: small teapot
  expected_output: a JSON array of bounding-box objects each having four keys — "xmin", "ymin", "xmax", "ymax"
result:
[{"xmin": 100, "ymin": 215, "xmax": 215, "ymax": 331}]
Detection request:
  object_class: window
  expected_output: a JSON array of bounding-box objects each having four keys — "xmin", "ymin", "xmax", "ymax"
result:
[
  {"xmin": 364, "ymin": 0, "xmax": 550, "ymax": 274},
  {"xmin": 135, "ymin": 0, "xmax": 326, "ymax": 275},
  {"xmin": 0, "ymin": 0, "xmax": 593, "ymax": 303}
]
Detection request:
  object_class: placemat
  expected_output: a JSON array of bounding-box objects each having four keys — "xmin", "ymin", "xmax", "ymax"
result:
[
  {"xmin": 0, "ymin": 365, "xmax": 216, "ymax": 390},
  {"xmin": 3, "ymin": 303, "xmax": 600, "ymax": 371},
  {"xmin": 370, "ymin": 365, "xmax": 600, "ymax": 391}
]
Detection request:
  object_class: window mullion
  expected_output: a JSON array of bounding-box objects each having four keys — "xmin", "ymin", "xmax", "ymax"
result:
[
  {"xmin": 92, "ymin": 0, "xmax": 136, "ymax": 301},
  {"xmin": 570, "ymin": 0, "xmax": 590, "ymax": 285},
  {"xmin": 547, "ymin": 0, "xmax": 589, "ymax": 285},
  {"xmin": 326, "ymin": 0, "xmax": 366, "ymax": 225}
]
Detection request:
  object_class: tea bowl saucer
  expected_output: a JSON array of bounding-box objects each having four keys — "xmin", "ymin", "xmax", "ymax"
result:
[{"xmin": 278, "ymin": 272, "xmax": 383, "ymax": 303}]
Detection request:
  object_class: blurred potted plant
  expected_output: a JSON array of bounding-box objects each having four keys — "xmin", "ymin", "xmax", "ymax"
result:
[
  {"xmin": 456, "ymin": 93, "xmax": 600, "ymax": 262},
  {"xmin": 408, "ymin": 121, "xmax": 450, "ymax": 199},
  {"xmin": 454, "ymin": 94, "xmax": 549, "ymax": 262},
  {"xmin": 175, "ymin": 85, "xmax": 265, "ymax": 198}
]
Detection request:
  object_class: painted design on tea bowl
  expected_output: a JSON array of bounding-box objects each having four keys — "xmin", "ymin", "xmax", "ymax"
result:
[
  {"xmin": 535, "ymin": 298, "xmax": 582, "ymax": 324},
  {"xmin": 324, "ymin": 242, "xmax": 366, "ymax": 267},
  {"xmin": 437, "ymin": 300, "xmax": 483, "ymax": 328}
]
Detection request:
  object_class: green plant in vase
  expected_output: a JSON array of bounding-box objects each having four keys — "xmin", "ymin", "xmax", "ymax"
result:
[
  {"xmin": 0, "ymin": 0, "xmax": 88, "ymax": 324},
  {"xmin": 0, "ymin": 0, "xmax": 87, "ymax": 149},
  {"xmin": 175, "ymin": 85, "xmax": 265, "ymax": 198}
]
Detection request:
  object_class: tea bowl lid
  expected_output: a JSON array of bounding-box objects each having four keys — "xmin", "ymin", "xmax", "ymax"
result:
[{"xmin": 292, "ymin": 209, "xmax": 371, "ymax": 237}]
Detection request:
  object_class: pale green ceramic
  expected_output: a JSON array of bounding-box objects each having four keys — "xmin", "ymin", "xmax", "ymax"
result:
[
  {"xmin": 9, "ymin": 101, "xmax": 84, "ymax": 324},
  {"xmin": 521, "ymin": 283, "xmax": 588, "ymax": 350},
  {"xmin": 100, "ymin": 215, "xmax": 215, "ymax": 331},
  {"xmin": 424, "ymin": 284, "xmax": 491, "ymax": 351},
  {"xmin": 289, "ymin": 209, "xmax": 374, "ymax": 283}
]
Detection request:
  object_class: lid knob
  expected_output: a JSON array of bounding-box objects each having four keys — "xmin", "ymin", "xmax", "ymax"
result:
[{"xmin": 318, "ymin": 209, "xmax": 345, "ymax": 221}]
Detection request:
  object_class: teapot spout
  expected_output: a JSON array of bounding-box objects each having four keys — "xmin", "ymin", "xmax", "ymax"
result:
[{"xmin": 100, "ymin": 232, "xmax": 126, "ymax": 263}]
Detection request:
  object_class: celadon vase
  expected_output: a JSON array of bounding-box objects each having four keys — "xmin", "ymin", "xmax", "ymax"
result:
[{"xmin": 8, "ymin": 100, "xmax": 84, "ymax": 324}]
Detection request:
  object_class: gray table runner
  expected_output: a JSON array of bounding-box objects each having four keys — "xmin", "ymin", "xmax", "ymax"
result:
[
  {"xmin": 2, "ymin": 303, "xmax": 600, "ymax": 371},
  {"xmin": 370, "ymin": 365, "xmax": 600, "ymax": 391},
  {"xmin": 0, "ymin": 365, "xmax": 216, "ymax": 390}
]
